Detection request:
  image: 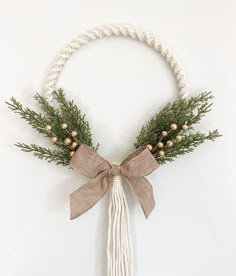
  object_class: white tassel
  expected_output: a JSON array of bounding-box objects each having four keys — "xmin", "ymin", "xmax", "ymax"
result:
[{"xmin": 107, "ymin": 174, "xmax": 133, "ymax": 276}]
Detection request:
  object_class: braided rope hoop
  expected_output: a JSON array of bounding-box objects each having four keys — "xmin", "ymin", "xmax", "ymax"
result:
[{"xmin": 44, "ymin": 24, "xmax": 188, "ymax": 102}]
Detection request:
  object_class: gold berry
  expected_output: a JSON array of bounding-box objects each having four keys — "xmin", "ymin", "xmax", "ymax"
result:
[
  {"xmin": 182, "ymin": 124, "xmax": 188, "ymax": 131},
  {"xmin": 166, "ymin": 140, "xmax": 173, "ymax": 147},
  {"xmin": 158, "ymin": 150, "xmax": 165, "ymax": 157},
  {"xmin": 46, "ymin": 125, "xmax": 52, "ymax": 131},
  {"xmin": 161, "ymin": 131, "xmax": 168, "ymax": 137},
  {"xmin": 170, "ymin": 123, "xmax": 178, "ymax": 131},
  {"xmin": 64, "ymin": 138, "xmax": 72, "ymax": 145},
  {"xmin": 157, "ymin": 142, "xmax": 164, "ymax": 148},
  {"xmin": 70, "ymin": 151, "xmax": 75, "ymax": 157},
  {"xmin": 51, "ymin": 136, "xmax": 58, "ymax": 143},
  {"xmin": 71, "ymin": 130, "xmax": 78, "ymax": 137},
  {"xmin": 176, "ymin": 135, "xmax": 182, "ymax": 142},
  {"xmin": 61, "ymin": 123, "xmax": 68, "ymax": 129},
  {"xmin": 146, "ymin": 144, "xmax": 153, "ymax": 151},
  {"xmin": 71, "ymin": 141, "xmax": 79, "ymax": 149}
]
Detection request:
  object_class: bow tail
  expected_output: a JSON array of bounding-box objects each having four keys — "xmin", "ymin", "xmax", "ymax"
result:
[
  {"xmin": 70, "ymin": 172, "xmax": 109, "ymax": 220},
  {"xmin": 126, "ymin": 176, "xmax": 155, "ymax": 218}
]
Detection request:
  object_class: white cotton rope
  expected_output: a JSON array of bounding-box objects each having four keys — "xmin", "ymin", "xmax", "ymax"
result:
[
  {"xmin": 107, "ymin": 174, "xmax": 133, "ymax": 276},
  {"xmin": 44, "ymin": 24, "xmax": 189, "ymax": 102}
]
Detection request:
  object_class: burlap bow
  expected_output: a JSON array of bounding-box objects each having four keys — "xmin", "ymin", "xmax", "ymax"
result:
[{"xmin": 69, "ymin": 144, "xmax": 159, "ymax": 220}]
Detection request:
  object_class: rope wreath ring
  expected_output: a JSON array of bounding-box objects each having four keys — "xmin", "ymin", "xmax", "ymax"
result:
[{"xmin": 6, "ymin": 24, "xmax": 220, "ymax": 276}]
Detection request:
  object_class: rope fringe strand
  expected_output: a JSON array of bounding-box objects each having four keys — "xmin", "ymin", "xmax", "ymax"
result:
[{"xmin": 107, "ymin": 174, "xmax": 133, "ymax": 276}]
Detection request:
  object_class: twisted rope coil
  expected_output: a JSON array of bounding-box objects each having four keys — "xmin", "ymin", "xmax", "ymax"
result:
[{"xmin": 44, "ymin": 24, "xmax": 188, "ymax": 102}]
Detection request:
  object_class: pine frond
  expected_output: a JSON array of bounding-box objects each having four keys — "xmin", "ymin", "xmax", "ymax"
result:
[
  {"xmin": 15, "ymin": 143, "xmax": 70, "ymax": 166},
  {"xmin": 135, "ymin": 92, "xmax": 221, "ymax": 164}
]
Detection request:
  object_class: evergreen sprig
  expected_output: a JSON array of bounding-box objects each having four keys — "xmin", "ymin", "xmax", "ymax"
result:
[
  {"xmin": 134, "ymin": 91, "xmax": 221, "ymax": 165},
  {"xmin": 155, "ymin": 130, "xmax": 220, "ymax": 165},
  {"xmin": 6, "ymin": 89, "xmax": 98, "ymax": 166},
  {"xmin": 15, "ymin": 143, "xmax": 70, "ymax": 166},
  {"xmin": 6, "ymin": 97, "xmax": 50, "ymax": 134},
  {"xmin": 53, "ymin": 89, "xmax": 97, "ymax": 148}
]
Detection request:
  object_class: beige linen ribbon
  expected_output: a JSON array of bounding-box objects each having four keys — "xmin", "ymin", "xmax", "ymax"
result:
[{"xmin": 69, "ymin": 144, "xmax": 159, "ymax": 220}]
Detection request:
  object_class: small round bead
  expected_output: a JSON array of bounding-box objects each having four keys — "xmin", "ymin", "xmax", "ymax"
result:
[
  {"xmin": 64, "ymin": 138, "xmax": 72, "ymax": 145},
  {"xmin": 71, "ymin": 130, "xmax": 78, "ymax": 137},
  {"xmin": 70, "ymin": 151, "xmax": 75, "ymax": 157},
  {"xmin": 182, "ymin": 124, "xmax": 188, "ymax": 131},
  {"xmin": 71, "ymin": 141, "xmax": 79, "ymax": 149},
  {"xmin": 51, "ymin": 136, "xmax": 58, "ymax": 143},
  {"xmin": 61, "ymin": 123, "xmax": 68, "ymax": 129},
  {"xmin": 157, "ymin": 142, "xmax": 164, "ymax": 148},
  {"xmin": 158, "ymin": 150, "xmax": 165, "ymax": 157},
  {"xmin": 146, "ymin": 144, "xmax": 153, "ymax": 151},
  {"xmin": 170, "ymin": 123, "xmax": 178, "ymax": 131},
  {"xmin": 166, "ymin": 140, "xmax": 173, "ymax": 147},
  {"xmin": 161, "ymin": 131, "xmax": 168, "ymax": 137},
  {"xmin": 176, "ymin": 135, "xmax": 182, "ymax": 142},
  {"xmin": 46, "ymin": 125, "xmax": 52, "ymax": 131}
]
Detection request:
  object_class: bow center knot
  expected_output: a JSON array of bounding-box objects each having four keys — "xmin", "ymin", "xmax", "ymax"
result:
[{"xmin": 109, "ymin": 163, "xmax": 121, "ymax": 176}]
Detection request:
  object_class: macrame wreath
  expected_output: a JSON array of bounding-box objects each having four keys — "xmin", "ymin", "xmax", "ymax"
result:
[{"xmin": 6, "ymin": 25, "xmax": 220, "ymax": 276}]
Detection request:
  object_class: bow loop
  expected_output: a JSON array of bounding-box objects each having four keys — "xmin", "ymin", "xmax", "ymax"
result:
[
  {"xmin": 69, "ymin": 144, "xmax": 159, "ymax": 220},
  {"xmin": 121, "ymin": 147, "xmax": 159, "ymax": 177},
  {"xmin": 70, "ymin": 144, "xmax": 111, "ymax": 178}
]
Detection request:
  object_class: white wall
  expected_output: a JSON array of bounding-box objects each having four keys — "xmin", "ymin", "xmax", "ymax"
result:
[{"xmin": 0, "ymin": 1, "xmax": 234, "ymax": 275}]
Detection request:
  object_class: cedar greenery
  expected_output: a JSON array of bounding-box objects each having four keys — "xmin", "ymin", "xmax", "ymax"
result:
[
  {"xmin": 15, "ymin": 143, "xmax": 71, "ymax": 166},
  {"xmin": 134, "ymin": 91, "xmax": 221, "ymax": 164},
  {"xmin": 6, "ymin": 89, "xmax": 99, "ymax": 166},
  {"xmin": 6, "ymin": 90, "xmax": 220, "ymax": 167}
]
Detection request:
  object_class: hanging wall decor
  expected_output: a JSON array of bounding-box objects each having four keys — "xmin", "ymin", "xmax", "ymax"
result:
[{"xmin": 6, "ymin": 25, "xmax": 220, "ymax": 276}]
